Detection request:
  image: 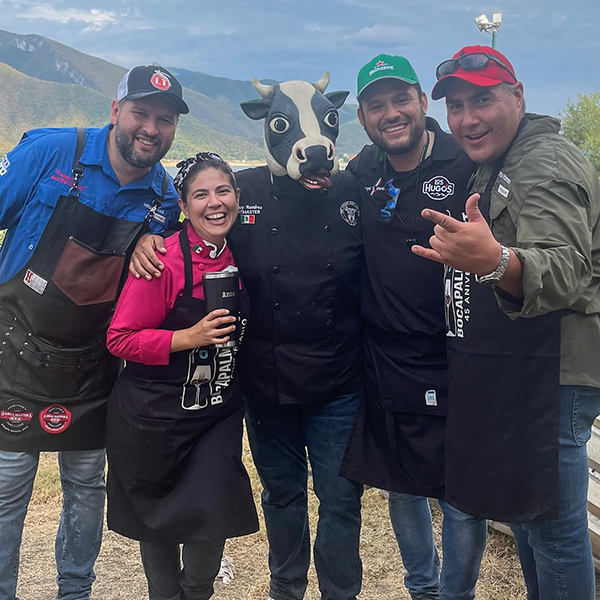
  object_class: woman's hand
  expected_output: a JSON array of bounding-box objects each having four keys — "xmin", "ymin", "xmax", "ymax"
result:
[{"xmin": 171, "ymin": 309, "xmax": 236, "ymax": 352}]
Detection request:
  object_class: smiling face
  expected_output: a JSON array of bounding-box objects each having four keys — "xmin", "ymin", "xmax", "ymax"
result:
[
  {"xmin": 110, "ymin": 95, "xmax": 178, "ymax": 168},
  {"xmin": 178, "ymin": 167, "xmax": 240, "ymax": 247},
  {"xmin": 358, "ymin": 78, "xmax": 427, "ymax": 157},
  {"xmin": 445, "ymin": 79, "xmax": 524, "ymax": 164}
]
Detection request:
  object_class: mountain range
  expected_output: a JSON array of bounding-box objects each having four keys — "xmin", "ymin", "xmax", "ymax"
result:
[{"xmin": 0, "ymin": 28, "xmax": 369, "ymax": 161}]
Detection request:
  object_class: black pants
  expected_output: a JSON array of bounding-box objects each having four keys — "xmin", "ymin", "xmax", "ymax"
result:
[{"xmin": 139, "ymin": 538, "xmax": 226, "ymax": 600}]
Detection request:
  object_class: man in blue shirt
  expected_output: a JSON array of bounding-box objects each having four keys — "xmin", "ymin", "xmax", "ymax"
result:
[{"xmin": 0, "ymin": 65, "xmax": 186, "ymax": 600}]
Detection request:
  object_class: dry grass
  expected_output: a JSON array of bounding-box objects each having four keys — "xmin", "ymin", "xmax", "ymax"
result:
[{"xmin": 16, "ymin": 446, "xmax": 600, "ymax": 599}]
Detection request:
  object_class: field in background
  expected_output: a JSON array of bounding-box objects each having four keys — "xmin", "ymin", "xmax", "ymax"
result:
[{"xmin": 17, "ymin": 441, "xmax": 599, "ymax": 599}]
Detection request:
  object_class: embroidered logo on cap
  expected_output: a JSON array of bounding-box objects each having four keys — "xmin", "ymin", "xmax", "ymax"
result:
[
  {"xmin": 369, "ymin": 61, "xmax": 393, "ymax": 76},
  {"xmin": 39, "ymin": 405, "xmax": 72, "ymax": 434},
  {"xmin": 340, "ymin": 201, "xmax": 360, "ymax": 226},
  {"xmin": 422, "ymin": 176, "xmax": 455, "ymax": 201},
  {"xmin": 0, "ymin": 401, "xmax": 34, "ymax": 434},
  {"xmin": 151, "ymin": 71, "xmax": 172, "ymax": 91}
]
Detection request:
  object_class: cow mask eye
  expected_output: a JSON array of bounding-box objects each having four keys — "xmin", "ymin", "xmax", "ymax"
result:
[
  {"xmin": 324, "ymin": 111, "xmax": 339, "ymax": 128},
  {"xmin": 269, "ymin": 117, "xmax": 290, "ymax": 134}
]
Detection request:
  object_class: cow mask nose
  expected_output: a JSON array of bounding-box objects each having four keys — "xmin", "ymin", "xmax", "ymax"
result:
[{"xmin": 301, "ymin": 145, "xmax": 332, "ymax": 172}]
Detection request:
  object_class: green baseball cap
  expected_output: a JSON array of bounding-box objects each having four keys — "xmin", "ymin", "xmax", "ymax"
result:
[{"xmin": 357, "ymin": 54, "xmax": 419, "ymax": 99}]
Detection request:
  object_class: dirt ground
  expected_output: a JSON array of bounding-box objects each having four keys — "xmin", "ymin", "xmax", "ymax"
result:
[{"xmin": 16, "ymin": 451, "xmax": 599, "ymax": 600}]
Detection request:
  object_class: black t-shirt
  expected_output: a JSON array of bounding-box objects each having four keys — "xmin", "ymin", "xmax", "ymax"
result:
[{"xmin": 348, "ymin": 117, "xmax": 475, "ymax": 413}]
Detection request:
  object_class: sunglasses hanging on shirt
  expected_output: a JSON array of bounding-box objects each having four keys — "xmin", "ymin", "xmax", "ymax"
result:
[{"xmin": 377, "ymin": 130, "xmax": 430, "ymax": 249}]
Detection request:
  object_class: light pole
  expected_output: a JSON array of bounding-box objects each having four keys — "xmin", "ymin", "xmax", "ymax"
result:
[{"xmin": 474, "ymin": 12, "xmax": 503, "ymax": 48}]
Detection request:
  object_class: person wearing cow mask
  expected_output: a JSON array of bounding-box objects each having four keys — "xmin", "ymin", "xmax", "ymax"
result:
[
  {"xmin": 339, "ymin": 55, "xmax": 487, "ymax": 600},
  {"xmin": 233, "ymin": 73, "xmax": 363, "ymax": 600},
  {"xmin": 131, "ymin": 73, "xmax": 364, "ymax": 600}
]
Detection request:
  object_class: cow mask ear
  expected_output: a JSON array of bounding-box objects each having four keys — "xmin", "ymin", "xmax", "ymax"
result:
[
  {"xmin": 240, "ymin": 99, "xmax": 272, "ymax": 121},
  {"xmin": 325, "ymin": 91, "xmax": 350, "ymax": 109}
]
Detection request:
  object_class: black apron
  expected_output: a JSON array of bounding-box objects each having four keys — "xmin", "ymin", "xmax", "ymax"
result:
[
  {"xmin": 0, "ymin": 129, "xmax": 165, "ymax": 451},
  {"xmin": 443, "ymin": 146, "xmax": 561, "ymax": 522},
  {"xmin": 340, "ymin": 159, "xmax": 471, "ymax": 498},
  {"xmin": 106, "ymin": 224, "xmax": 259, "ymax": 543}
]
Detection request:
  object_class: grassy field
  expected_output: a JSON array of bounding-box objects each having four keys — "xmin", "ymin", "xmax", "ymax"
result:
[{"xmin": 16, "ymin": 444, "xmax": 598, "ymax": 599}]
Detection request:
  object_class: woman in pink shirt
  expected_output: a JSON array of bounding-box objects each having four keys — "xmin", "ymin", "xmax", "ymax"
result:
[{"xmin": 105, "ymin": 153, "xmax": 258, "ymax": 600}]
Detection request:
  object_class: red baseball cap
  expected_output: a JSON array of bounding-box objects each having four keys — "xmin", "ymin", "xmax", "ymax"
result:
[{"xmin": 431, "ymin": 45, "xmax": 517, "ymax": 100}]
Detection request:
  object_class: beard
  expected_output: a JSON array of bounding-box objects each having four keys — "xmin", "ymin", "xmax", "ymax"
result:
[
  {"xmin": 370, "ymin": 111, "xmax": 427, "ymax": 157},
  {"xmin": 114, "ymin": 121, "xmax": 168, "ymax": 169}
]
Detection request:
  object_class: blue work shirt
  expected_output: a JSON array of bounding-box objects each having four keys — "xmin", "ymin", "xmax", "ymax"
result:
[{"xmin": 0, "ymin": 124, "xmax": 180, "ymax": 283}]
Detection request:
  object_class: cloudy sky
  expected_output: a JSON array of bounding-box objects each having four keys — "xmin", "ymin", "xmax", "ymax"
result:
[{"xmin": 1, "ymin": 0, "xmax": 598, "ymax": 123}]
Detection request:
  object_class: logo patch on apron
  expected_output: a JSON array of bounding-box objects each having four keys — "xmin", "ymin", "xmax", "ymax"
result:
[
  {"xmin": 0, "ymin": 401, "xmax": 34, "ymax": 434},
  {"xmin": 39, "ymin": 405, "xmax": 72, "ymax": 434},
  {"xmin": 23, "ymin": 269, "xmax": 48, "ymax": 295},
  {"xmin": 340, "ymin": 201, "xmax": 360, "ymax": 226},
  {"xmin": 425, "ymin": 390, "xmax": 438, "ymax": 406}
]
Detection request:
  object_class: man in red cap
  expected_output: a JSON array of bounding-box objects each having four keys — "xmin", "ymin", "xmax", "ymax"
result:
[{"xmin": 413, "ymin": 45, "xmax": 600, "ymax": 598}]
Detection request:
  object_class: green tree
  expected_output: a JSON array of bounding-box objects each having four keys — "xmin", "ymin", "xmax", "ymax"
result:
[{"xmin": 560, "ymin": 92, "xmax": 600, "ymax": 174}]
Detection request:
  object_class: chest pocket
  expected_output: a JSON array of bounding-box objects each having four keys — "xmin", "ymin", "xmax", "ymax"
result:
[
  {"xmin": 31, "ymin": 184, "xmax": 63, "ymax": 242},
  {"xmin": 487, "ymin": 178, "xmax": 520, "ymax": 242}
]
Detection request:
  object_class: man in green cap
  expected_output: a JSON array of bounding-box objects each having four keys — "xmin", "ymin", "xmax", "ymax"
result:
[{"xmin": 340, "ymin": 54, "xmax": 487, "ymax": 600}]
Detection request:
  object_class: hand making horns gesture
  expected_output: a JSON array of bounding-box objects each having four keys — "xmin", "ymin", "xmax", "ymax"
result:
[{"xmin": 411, "ymin": 193, "xmax": 503, "ymax": 276}]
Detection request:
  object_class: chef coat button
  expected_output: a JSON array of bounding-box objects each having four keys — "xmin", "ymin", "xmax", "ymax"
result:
[
  {"xmin": 274, "ymin": 302, "xmax": 281, "ymax": 311},
  {"xmin": 325, "ymin": 301, "xmax": 333, "ymax": 309},
  {"xmin": 19, "ymin": 351, "xmax": 23, "ymax": 356},
  {"xmin": 28, "ymin": 244, "xmax": 34, "ymax": 250},
  {"xmin": 272, "ymin": 266, "xmax": 280, "ymax": 274},
  {"xmin": 272, "ymin": 194, "xmax": 279, "ymax": 201},
  {"xmin": 327, "ymin": 336, "xmax": 332, "ymax": 343},
  {"xmin": 271, "ymin": 227, "xmax": 278, "ymax": 235},
  {"xmin": 198, "ymin": 263, "xmax": 205, "ymax": 271},
  {"xmin": 274, "ymin": 339, "xmax": 280, "ymax": 346},
  {"xmin": 326, "ymin": 318, "xmax": 333, "ymax": 326},
  {"xmin": 326, "ymin": 263, "xmax": 333, "ymax": 271},
  {"xmin": 324, "ymin": 225, "xmax": 331, "ymax": 233}
]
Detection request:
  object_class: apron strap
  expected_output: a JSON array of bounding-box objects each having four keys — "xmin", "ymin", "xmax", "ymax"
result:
[
  {"xmin": 178, "ymin": 222, "xmax": 194, "ymax": 298},
  {"xmin": 68, "ymin": 128, "xmax": 87, "ymax": 201}
]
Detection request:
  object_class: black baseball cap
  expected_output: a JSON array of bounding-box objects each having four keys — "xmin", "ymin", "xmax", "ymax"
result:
[{"xmin": 117, "ymin": 66, "xmax": 189, "ymax": 114}]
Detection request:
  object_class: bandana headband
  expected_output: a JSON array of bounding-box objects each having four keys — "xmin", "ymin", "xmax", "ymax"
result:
[{"xmin": 172, "ymin": 152, "xmax": 235, "ymax": 196}]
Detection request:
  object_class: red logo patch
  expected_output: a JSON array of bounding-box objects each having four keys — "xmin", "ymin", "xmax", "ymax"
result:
[
  {"xmin": 151, "ymin": 72, "xmax": 171, "ymax": 91},
  {"xmin": 39, "ymin": 405, "xmax": 72, "ymax": 434}
]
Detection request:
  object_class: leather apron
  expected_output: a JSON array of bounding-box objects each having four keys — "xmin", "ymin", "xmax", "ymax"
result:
[
  {"xmin": 443, "ymin": 137, "xmax": 561, "ymax": 522},
  {"xmin": 0, "ymin": 129, "xmax": 166, "ymax": 452},
  {"xmin": 106, "ymin": 223, "xmax": 259, "ymax": 543}
]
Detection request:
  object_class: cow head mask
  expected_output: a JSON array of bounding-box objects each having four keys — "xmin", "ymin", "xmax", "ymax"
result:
[{"xmin": 240, "ymin": 72, "xmax": 349, "ymax": 190}]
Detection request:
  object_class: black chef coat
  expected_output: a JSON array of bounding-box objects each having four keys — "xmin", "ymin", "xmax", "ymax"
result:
[{"xmin": 228, "ymin": 166, "xmax": 363, "ymax": 405}]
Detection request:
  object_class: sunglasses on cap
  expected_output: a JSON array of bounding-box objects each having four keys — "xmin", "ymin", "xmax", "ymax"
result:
[{"xmin": 435, "ymin": 53, "xmax": 516, "ymax": 82}]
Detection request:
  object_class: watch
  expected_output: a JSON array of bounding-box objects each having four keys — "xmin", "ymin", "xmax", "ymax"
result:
[{"xmin": 475, "ymin": 245, "xmax": 510, "ymax": 285}]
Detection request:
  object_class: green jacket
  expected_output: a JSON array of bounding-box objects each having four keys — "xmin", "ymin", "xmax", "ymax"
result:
[{"xmin": 471, "ymin": 113, "xmax": 600, "ymax": 388}]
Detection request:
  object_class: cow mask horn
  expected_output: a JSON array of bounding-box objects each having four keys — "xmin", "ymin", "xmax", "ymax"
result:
[{"xmin": 240, "ymin": 72, "xmax": 349, "ymax": 191}]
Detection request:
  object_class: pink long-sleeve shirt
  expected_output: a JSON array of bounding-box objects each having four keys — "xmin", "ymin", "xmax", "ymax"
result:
[{"xmin": 107, "ymin": 223, "xmax": 237, "ymax": 366}]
